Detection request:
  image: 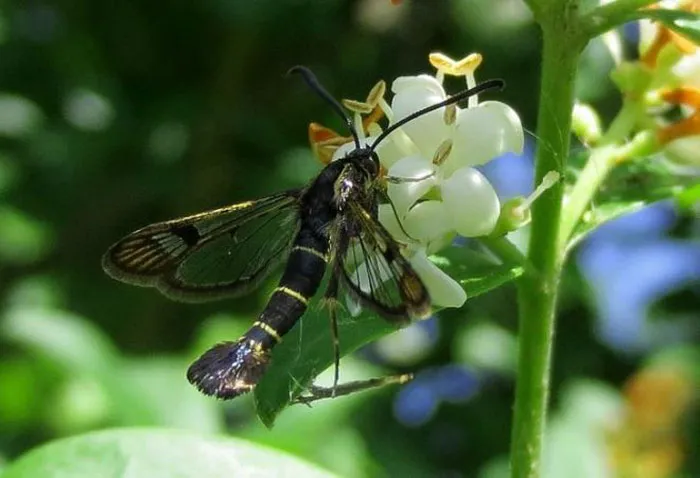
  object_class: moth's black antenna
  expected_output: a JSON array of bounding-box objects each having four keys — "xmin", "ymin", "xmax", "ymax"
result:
[
  {"xmin": 288, "ymin": 66, "xmax": 361, "ymax": 149},
  {"xmin": 370, "ymin": 79, "xmax": 505, "ymax": 151}
]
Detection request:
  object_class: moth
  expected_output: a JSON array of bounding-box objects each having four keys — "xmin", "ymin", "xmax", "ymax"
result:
[{"xmin": 102, "ymin": 66, "xmax": 503, "ymax": 399}]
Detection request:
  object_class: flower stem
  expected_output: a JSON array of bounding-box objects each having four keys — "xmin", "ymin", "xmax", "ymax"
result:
[
  {"xmin": 558, "ymin": 144, "xmax": 617, "ymax": 245},
  {"xmin": 480, "ymin": 236, "xmax": 537, "ymax": 278},
  {"xmin": 599, "ymin": 100, "xmax": 640, "ymax": 145},
  {"xmin": 510, "ymin": 12, "xmax": 584, "ymax": 478}
]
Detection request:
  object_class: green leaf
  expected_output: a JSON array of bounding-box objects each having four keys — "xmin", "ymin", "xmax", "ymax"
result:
[
  {"xmin": 1, "ymin": 308, "xmax": 118, "ymax": 375},
  {"xmin": 0, "ymin": 206, "xmax": 52, "ymax": 265},
  {"xmin": 567, "ymin": 158, "xmax": 699, "ymax": 250},
  {"xmin": 567, "ymin": 200, "xmax": 647, "ymax": 251},
  {"xmin": 676, "ymin": 182, "xmax": 700, "ymax": 211},
  {"xmin": 629, "ymin": 8, "xmax": 700, "ymax": 46},
  {"xmin": 1, "ymin": 428, "xmax": 335, "ymax": 478},
  {"xmin": 254, "ymin": 309, "xmax": 397, "ymax": 428},
  {"xmin": 254, "ymin": 244, "xmax": 523, "ymax": 427}
]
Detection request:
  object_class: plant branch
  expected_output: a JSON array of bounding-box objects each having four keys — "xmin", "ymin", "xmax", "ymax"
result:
[
  {"xmin": 510, "ymin": 12, "xmax": 584, "ymax": 478},
  {"xmin": 559, "ymin": 130, "xmax": 658, "ymax": 245},
  {"xmin": 580, "ymin": 0, "xmax": 659, "ymax": 38}
]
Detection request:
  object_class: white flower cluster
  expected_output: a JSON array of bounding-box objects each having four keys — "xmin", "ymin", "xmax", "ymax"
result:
[{"xmin": 332, "ymin": 53, "xmax": 524, "ymax": 309}]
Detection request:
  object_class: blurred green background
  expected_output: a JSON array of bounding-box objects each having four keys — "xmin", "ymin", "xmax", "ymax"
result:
[{"xmin": 0, "ymin": 0, "xmax": 697, "ymax": 477}]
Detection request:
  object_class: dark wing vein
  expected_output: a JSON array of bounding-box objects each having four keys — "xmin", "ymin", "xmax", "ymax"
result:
[{"xmin": 102, "ymin": 190, "xmax": 302, "ymax": 301}]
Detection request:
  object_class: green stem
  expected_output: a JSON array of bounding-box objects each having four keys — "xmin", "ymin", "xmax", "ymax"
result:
[
  {"xmin": 510, "ymin": 13, "xmax": 584, "ymax": 478},
  {"xmin": 480, "ymin": 236, "xmax": 537, "ymax": 278},
  {"xmin": 558, "ymin": 145, "xmax": 617, "ymax": 245},
  {"xmin": 580, "ymin": 0, "xmax": 658, "ymax": 38},
  {"xmin": 559, "ymin": 130, "xmax": 659, "ymax": 246},
  {"xmin": 598, "ymin": 100, "xmax": 640, "ymax": 145}
]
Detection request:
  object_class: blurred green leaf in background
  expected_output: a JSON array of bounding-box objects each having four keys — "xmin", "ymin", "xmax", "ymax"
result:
[{"xmin": 0, "ymin": 0, "xmax": 698, "ymax": 477}]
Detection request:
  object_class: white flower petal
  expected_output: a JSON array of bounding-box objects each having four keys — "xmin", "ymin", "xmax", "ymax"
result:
[
  {"xmin": 441, "ymin": 167, "xmax": 500, "ymax": 237},
  {"xmin": 403, "ymin": 200, "xmax": 451, "ymax": 242},
  {"xmin": 378, "ymin": 203, "xmax": 411, "ymax": 243},
  {"xmin": 392, "ymin": 75, "xmax": 446, "ymax": 97},
  {"xmin": 374, "ymin": 132, "xmax": 407, "ymax": 169},
  {"xmin": 410, "ymin": 249, "xmax": 466, "ymax": 308},
  {"xmin": 444, "ymin": 101, "xmax": 524, "ymax": 174},
  {"xmin": 391, "ymin": 75, "xmax": 449, "ymax": 159},
  {"xmin": 387, "ymin": 155, "xmax": 437, "ymax": 215}
]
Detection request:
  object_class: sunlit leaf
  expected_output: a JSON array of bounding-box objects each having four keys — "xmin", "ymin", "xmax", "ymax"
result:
[
  {"xmin": 1, "ymin": 428, "xmax": 334, "ymax": 478},
  {"xmin": 254, "ymin": 244, "xmax": 523, "ymax": 427},
  {"xmin": 115, "ymin": 358, "xmax": 222, "ymax": 432},
  {"xmin": 0, "ymin": 206, "xmax": 52, "ymax": 265},
  {"xmin": 1, "ymin": 308, "xmax": 118, "ymax": 375}
]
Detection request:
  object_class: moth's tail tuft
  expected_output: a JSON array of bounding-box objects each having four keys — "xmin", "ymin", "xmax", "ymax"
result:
[{"xmin": 186, "ymin": 339, "xmax": 271, "ymax": 399}]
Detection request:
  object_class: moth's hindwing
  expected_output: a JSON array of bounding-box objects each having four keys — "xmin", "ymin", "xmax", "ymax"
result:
[{"xmin": 337, "ymin": 202, "xmax": 431, "ymax": 323}]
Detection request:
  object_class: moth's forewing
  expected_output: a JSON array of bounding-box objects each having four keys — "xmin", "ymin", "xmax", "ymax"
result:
[{"xmin": 102, "ymin": 191, "xmax": 302, "ymax": 301}]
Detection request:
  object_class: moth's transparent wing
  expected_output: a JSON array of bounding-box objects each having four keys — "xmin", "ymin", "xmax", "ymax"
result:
[
  {"xmin": 102, "ymin": 190, "xmax": 302, "ymax": 301},
  {"xmin": 337, "ymin": 202, "xmax": 431, "ymax": 323}
]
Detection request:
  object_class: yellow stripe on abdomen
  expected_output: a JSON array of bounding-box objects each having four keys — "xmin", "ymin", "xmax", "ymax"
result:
[
  {"xmin": 253, "ymin": 321, "xmax": 282, "ymax": 343},
  {"xmin": 274, "ymin": 286, "xmax": 309, "ymax": 306},
  {"xmin": 291, "ymin": 245, "xmax": 328, "ymax": 263}
]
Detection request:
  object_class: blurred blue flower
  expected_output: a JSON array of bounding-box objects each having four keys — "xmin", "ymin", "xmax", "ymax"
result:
[
  {"xmin": 394, "ymin": 365, "xmax": 481, "ymax": 427},
  {"xmin": 479, "ymin": 139, "xmax": 535, "ymax": 200},
  {"xmin": 578, "ymin": 201, "xmax": 700, "ymax": 352},
  {"xmin": 476, "ymin": 140, "xmax": 699, "ymax": 354}
]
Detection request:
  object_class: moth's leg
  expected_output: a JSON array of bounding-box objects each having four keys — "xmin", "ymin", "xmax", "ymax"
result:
[
  {"xmin": 324, "ymin": 271, "xmax": 341, "ymax": 396},
  {"xmin": 292, "ymin": 373, "xmax": 414, "ymax": 405},
  {"xmin": 374, "ymin": 187, "xmax": 415, "ymax": 241},
  {"xmin": 384, "ymin": 172, "xmax": 435, "ymax": 184}
]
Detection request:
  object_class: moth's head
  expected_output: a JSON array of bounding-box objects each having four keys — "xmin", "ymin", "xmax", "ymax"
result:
[{"xmin": 344, "ymin": 147, "xmax": 379, "ymax": 180}]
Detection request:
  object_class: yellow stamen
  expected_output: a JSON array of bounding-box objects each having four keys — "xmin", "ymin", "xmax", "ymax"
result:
[
  {"xmin": 364, "ymin": 105, "xmax": 386, "ymax": 130},
  {"xmin": 429, "ymin": 52, "xmax": 483, "ymax": 77},
  {"xmin": 366, "ymin": 80, "xmax": 386, "ymax": 107},
  {"xmin": 443, "ymin": 103, "xmax": 457, "ymax": 125},
  {"xmin": 342, "ymin": 99, "xmax": 373, "ymax": 114},
  {"xmin": 432, "ymin": 139, "xmax": 453, "ymax": 166},
  {"xmin": 342, "ymin": 80, "xmax": 386, "ymax": 115}
]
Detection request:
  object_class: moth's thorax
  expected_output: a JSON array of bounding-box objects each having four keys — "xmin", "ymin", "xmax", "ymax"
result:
[
  {"xmin": 302, "ymin": 147, "xmax": 379, "ymax": 221},
  {"xmin": 331, "ymin": 148, "xmax": 379, "ymax": 210}
]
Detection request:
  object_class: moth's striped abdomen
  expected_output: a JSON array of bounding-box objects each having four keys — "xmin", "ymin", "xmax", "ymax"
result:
[{"xmin": 186, "ymin": 228, "xmax": 329, "ymax": 398}]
